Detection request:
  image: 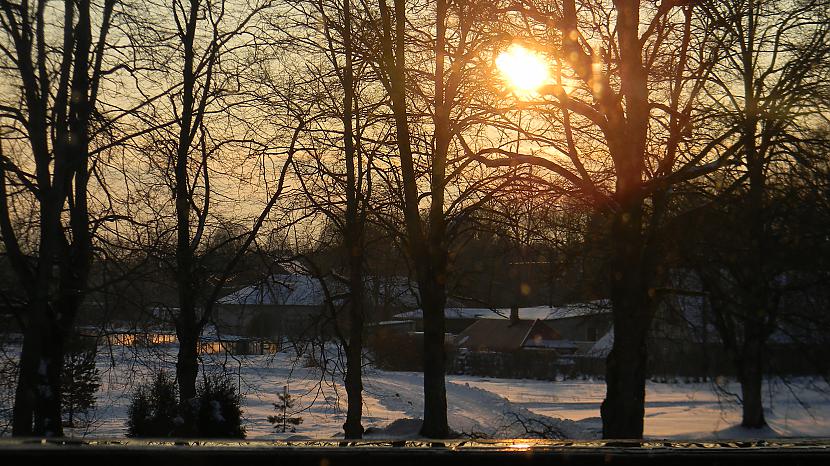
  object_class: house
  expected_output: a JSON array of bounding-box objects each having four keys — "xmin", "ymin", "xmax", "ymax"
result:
[
  {"xmin": 645, "ymin": 269, "xmax": 830, "ymax": 377},
  {"xmin": 215, "ymin": 263, "xmax": 421, "ymax": 340},
  {"xmin": 519, "ymin": 301, "xmax": 613, "ymax": 353},
  {"xmin": 451, "ymin": 309, "xmax": 578, "ymax": 379},
  {"xmin": 390, "ymin": 299, "xmax": 613, "ymax": 378},
  {"xmin": 455, "ymin": 314, "xmax": 573, "ymax": 354},
  {"xmin": 394, "ymin": 299, "xmax": 612, "ymax": 350},
  {"xmin": 214, "ymin": 269, "xmax": 330, "ymax": 339}
]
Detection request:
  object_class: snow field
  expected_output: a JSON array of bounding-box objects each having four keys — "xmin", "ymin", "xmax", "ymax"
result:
[{"xmin": 46, "ymin": 346, "xmax": 830, "ymax": 440}]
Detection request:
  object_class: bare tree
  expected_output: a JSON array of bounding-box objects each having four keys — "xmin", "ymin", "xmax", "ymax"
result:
[
  {"xmin": 0, "ymin": 0, "xmax": 121, "ymax": 436},
  {"xmin": 684, "ymin": 0, "xmax": 830, "ymax": 428},
  {"xmin": 372, "ymin": 0, "xmax": 512, "ymax": 437},
  {"xmin": 130, "ymin": 0, "xmax": 299, "ymax": 403},
  {"xmin": 469, "ymin": 0, "xmax": 726, "ymax": 438},
  {"xmin": 275, "ymin": 0, "xmax": 386, "ymax": 438}
]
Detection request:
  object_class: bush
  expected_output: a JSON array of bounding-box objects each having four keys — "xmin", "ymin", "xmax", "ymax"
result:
[
  {"xmin": 127, "ymin": 371, "xmax": 179, "ymax": 437},
  {"xmin": 195, "ymin": 374, "xmax": 245, "ymax": 438},
  {"xmin": 127, "ymin": 371, "xmax": 245, "ymax": 438}
]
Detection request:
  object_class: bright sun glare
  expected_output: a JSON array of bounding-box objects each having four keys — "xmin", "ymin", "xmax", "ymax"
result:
[{"xmin": 495, "ymin": 44, "xmax": 550, "ymax": 96}]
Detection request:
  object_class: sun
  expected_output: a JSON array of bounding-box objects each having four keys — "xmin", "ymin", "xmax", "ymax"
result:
[{"xmin": 496, "ymin": 44, "xmax": 550, "ymax": 97}]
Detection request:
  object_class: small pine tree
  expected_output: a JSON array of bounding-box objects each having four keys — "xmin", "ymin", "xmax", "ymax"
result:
[
  {"xmin": 61, "ymin": 347, "xmax": 101, "ymax": 428},
  {"xmin": 267, "ymin": 385, "xmax": 303, "ymax": 433}
]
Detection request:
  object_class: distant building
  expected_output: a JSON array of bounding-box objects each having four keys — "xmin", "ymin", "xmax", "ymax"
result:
[
  {"xmin": 215, "ymin": 262, "xmax": 420, "ymax": 339},
  {"xmin": 451, "ymin": 309, "xmax": 579, "ymax": 379},
  {"xmin": 76, "ymin": 325, "xmax": 274, "ymax": 355},
  {"xmin": 455, "ymin": 315, "xmax": 575, "ymax": 354},
  {"xmin": 215, "ymin": 269, "xmax": 330, "ymax": 339},
  {"xmin": 394, "ymin": 299, "xmax": 612, "ymax": 351}
]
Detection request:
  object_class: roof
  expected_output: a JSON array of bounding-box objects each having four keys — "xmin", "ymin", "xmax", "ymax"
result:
[
  {"xmin": 218, "ymin": 273, "xmax": 328, "ymax": 306},
  {"xmin": 587, "ymin": 328, "xmax": 614, "ymax": 357},
  {"xmin": 394, "ymin": 300, "xmax": 611, "ymax": 321},
  {"xmin": 218, "ymin": 272, "xmax": 422, "ymax": 309},
  {"xmin": 455, "ymin": 319, "xmax": 564, "ymax": 352}
]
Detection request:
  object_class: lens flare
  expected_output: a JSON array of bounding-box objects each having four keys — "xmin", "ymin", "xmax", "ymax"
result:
[{"xmin": 496, "ymin": 44, "xmax": 550, "ymax": 97}]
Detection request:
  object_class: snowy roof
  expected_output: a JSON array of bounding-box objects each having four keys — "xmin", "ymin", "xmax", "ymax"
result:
[
  {"xmin": 218, "ymin": 272, "xmax": 421, "ymax": 309},
  {"xmin": 586, "ymin": 328, "xmax": 614, "ymax": 357},
  {"xmin": 518, "ymin": 301, "xmax": 612, "ymax": 320},
  {"xmin": 374, "ymin": 320, "xmax": 413, "ymax": 326},
  {"xmin": 394, "ymin": 307, "xmax": 503, "ymax": 320},
  {"xmin": 394, "ymin": 300, "xmax": 611, "ymax": 321},
  {"xmin": 218, "ymin": 273, "xmax": 328, "ymax": 306}
]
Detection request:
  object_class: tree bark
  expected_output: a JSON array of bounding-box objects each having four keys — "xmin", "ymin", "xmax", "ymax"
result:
[
  {"xmin": 35, "ymin": 322, "xmax": 65, "ymax": 436},
  {"xmin": 12, "ymin": 324, "xmax": 39, "ymax": 435},
  {"xmin": 173, "ymin": 0, "xmax": 201, "ymax": 404},
  {"xmin": 176, "ymin": 314, "xmax": 199, "ymax": 401},
  {"xmin": 739, "ymin": 0, "xmax": 768, "ymax": 429},
  {"xmin": 420, "ymin": 282, "xmax": 448, "ymax": 438},
  {"xmin": 419, "ymin": 0, "xmax": 451, "ymax": 438},
  {"xmin": 343, "ymin": 256, "xmax": 364, "ymax": 438},
  {"xmin": 601, "ymin": 317, "xmax": 648, "ymax": 439},
  {"xmin": 738, "ymin": 334, "xmax": 766, "ymax": 428},
  {"xmin": 600, "ymin": 197, "xmax": 655, "ymax": 439},
  {"xmin": 598, "ymin": 1, "xmax": 654, "ymax": 439},
  {"xmin": 3, "ymin": 0, "xmax": 109, "ymax": 436}
]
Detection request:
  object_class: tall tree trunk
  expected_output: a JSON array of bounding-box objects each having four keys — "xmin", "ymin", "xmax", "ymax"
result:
[
  {"xmin": 600, "ymin": 197, "xmax": 654, "ymax": 439},
  {"xmin": 343, "ymin": 253, "xmax": 364, "ymax": 438},
  {"xmin": 420, "ymin": 0, "xmax": 450, "ymax": 438},
  {"xmin": 420, "ymin": 281, "xmax": 448, "ymax": 438},
  {"xmin": 598, "ymin": 1, "xmax": 654, "ymax": 439},
  {"xmin": 739, "ymin": 0, "xmax": 768, "ymax": 428},
  {"xmin": 176, "ymin": 311, "xmax": 199, "ymax": 401},
  {"xmin": 4, "ymin": 0, "xmax": 99, "ymax": 437},
  {"xmin": 173, "ymin": 0, "xmax": 201, "ymax": 404},
  {"xmin": 12, "ymin": 322, "xmax": 40, "ymax": 435},
  {"xmin": 738, "ymin": 332, "xmax": 766, "ymax": 428},
  {"xmin": 341, "ymin": 0, "xmax": 364, "ymax": 439},
  {"xmin": 18, "ymin": 190, "xmax": 65, "ymax": 436},
  {"xmin": 378, "ymin": 0, "xmax": 450, "ymax": 438}
]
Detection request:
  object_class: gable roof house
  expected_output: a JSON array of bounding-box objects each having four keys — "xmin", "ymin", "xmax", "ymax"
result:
[
  {"xmin": 215, "ymin": 262, "xmax": 422, "ymax": 341},
  {"xmin": 451, "ymin": 309, "xmax": 579, "ymax": 379},
  {"xmin": 394, "ymin": 299, "xmax": 613, "ymax": 351},
  {"xmin": 215, "ymin": 267, "xmax": 334, "ymax": 340},
  {"xmin": 455, "ymin": 316, "xmax": 575, "ymax": 354}
]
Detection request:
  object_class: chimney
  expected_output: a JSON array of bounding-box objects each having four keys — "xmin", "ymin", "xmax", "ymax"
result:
[{"xmin": 509, "ymin": 305, "xmax": 520, "ymax": 325}]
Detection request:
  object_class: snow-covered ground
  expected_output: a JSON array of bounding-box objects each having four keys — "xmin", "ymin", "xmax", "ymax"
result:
[
  {"xmin": 21, "ymin": 345, "xmax": 830, "ymax": 440},
  {"xmin": 449, "ymin": 375, "xmax": 830, "ymax": 439}
]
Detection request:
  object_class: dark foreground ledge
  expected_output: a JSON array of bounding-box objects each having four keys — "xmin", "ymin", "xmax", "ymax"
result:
[{"xmin": 1, "ymin": 438, "xmax": 829, "ymax": 466}]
